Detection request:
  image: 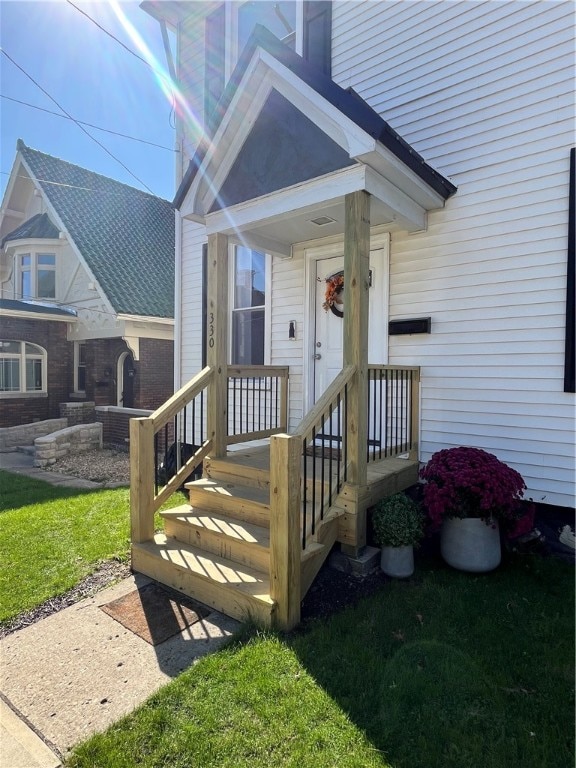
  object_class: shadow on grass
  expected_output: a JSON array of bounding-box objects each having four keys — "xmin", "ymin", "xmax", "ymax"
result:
[
  {"xmin": 289, "ymin": 553, "xmax": 575, "ymax": 768},
  {"xmin": 0, "ymin": 469, "xmax": 100, "ymax": 512}
]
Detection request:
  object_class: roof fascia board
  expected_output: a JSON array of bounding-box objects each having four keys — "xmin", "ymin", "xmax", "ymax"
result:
[
  {"xmin": 0, "ymin": 308, "xmax": 77, "ymax": 322},
  {"xmin": 122, "ymin": 318, "xmax": 174, "ymax": 343},
  {"xmin": 359, "ymin": 144, "xmax": 447, "ymax": 211},
  {"xmin": 117, "ymin": 313, "xmax": 174, "ymax": 326},
  {"xmin": 364, "ymin": 167, "xmax": 427, "ymax": 232},
  {"xmin": 0, "ymin": 157, "xmax": 26, "ymax": 215},
  {"xmin": 259, "ymin": 50, "xmax": 375, "ymax": 157},
  {"xmin": 3, "ymin": 237, "xmax": 62, "ymax": 253},
  {"xmin": 17, "ymin": 154, "xmax": 118, "ymax": 320},
  {"xmin": 204, "ymin": 165, "xmax": 367, "ymax": 236}
]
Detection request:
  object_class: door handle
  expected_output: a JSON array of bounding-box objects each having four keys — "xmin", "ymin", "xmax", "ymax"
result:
[{"xmin": 313, "ymin": 353, "xmax": 322, "ymax": 360}]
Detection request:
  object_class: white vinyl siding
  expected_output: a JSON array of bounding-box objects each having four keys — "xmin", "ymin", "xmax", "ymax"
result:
[
  {"xmin": 270, "ymin": 249, "xmax": 305, "ymax": 431},
  {"xmin": 332, "ymin": 0, "xmax": 574, "ymax": 507},
  {"xmin": 179, "ymin": 220, "xmax": 206, "ymax": 384},
  {"xmin": 175, "ymin": 0, "xmax": 574, "ymax": 507}
]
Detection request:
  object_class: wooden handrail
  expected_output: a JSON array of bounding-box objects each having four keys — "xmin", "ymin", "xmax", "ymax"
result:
[
  {"xmin": 227, "ymin": 365, "xmax": 289, "ymax": 378},
  {"xmin": 295, "ymin": 365, "xmax": 356, "ymax": 440},
  {"xmin": 368, "ymin": 364, "xmax": 420, "ymax": 372},
  {"xmin": 149, "ymin": 366, "xmax": 213, "ymax": 432}
]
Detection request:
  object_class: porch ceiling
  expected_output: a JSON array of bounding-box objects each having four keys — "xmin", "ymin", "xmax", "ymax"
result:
[
  {"xmin": 202, "ymin": 165, "xmax": 424, "ymax": 256},
  {"xmin": 176, "ymin": 25, "xmax": 457, "ymax": 253}
]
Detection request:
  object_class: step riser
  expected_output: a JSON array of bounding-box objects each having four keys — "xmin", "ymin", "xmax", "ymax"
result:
[
  {"xmin": 206, "ymin": 460, "xmax": 331, "ymax": 497},
  {"xmin": 132, "ymin": 544, "xmax": 275, "ymax": 626},
  {"xmin": 204, "ymin": 458, "xmax": 270, "ymax": 490},
  {"xmin": 164, "ymin": 517, "xmax": 270, "ymax": 572},
  {"xmin": 188, "ymin": 488, "xmax": 270, "ymax": 527}
]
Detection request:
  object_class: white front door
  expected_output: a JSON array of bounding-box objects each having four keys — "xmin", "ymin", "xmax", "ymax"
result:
[{"xmin": 313, "ymin": 246, "xmax": 388, "ymax": 403}]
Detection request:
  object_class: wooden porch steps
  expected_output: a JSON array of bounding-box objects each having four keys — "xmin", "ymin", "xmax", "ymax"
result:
[
  {"xmin": 132, "ymin": 533, "xmax": 275, "ymax": 625},
  {"xmin": 186, "ymin": 478, "xmax": 271, "ymax": 527},
  {"xmin": 132, "ymin": 445, "xmax": 348, "ymax": 627},
  {"xmin": 132, "ymin": 445, "xmax": 417, "ymax": 628},
  {"xmin": 162, "ymin": 505, "xmax": 270, "ymax": 571}
]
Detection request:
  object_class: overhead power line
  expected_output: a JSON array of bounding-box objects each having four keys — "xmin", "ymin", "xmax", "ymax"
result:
[
  {"xmin": 0, "ymin": 171, "xmax": 173, "ymax": 201},
  {"xmin": 1, "ymin": 95, "xmax": 177, "ymax": 153},
  {"xmin": 66, "ymin": 0, "xmax": 153, "ymax": 70},
  {"xmin": 0, "ymin": 48, "xmax": 156, "ymax": 195}
]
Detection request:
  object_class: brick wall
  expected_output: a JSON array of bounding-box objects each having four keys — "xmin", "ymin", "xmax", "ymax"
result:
[
  {"xmin": 59, "ymin": 401, "xmax": 96, "ymax": 425},
  {"xmin": 95, "ymin": 405, "xmax": 152, "ymax": 447},
  {"xmin": 0, "ymin": 318, "xmax": 71, "ymax": 427},
  {"xmin": 1, "ymin": 325, "xmax": 173, "ymax": 429},
  {"xmin": 84, "ymin": 338, "xmax": 128, "ymax": 406},
  {"xmin": 136, "ymin": 338, "xmax": 174, "ymax": 410}
]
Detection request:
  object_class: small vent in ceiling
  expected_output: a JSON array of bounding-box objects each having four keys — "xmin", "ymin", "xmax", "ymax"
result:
[{"xmin": 309, "ymin": 215, "xmax": 336, "ymax": 226}]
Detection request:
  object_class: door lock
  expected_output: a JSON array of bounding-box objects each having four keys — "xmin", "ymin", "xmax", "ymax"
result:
[{"xmin": 313, "ymin": 353, "xmax": 322, "ymax": 360}]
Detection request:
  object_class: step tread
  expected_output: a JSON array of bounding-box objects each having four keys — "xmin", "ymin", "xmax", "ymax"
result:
[
  {"xmin": 161, "ymin": 507, "xmax": 270, "ymax": 547},
  {"xmin": 135, "ymin": 534, "xmax": 273, "ymax": 603},
  {"xmin": 186, "ymin": 478, "xmax": 270, "ymax": 506}
]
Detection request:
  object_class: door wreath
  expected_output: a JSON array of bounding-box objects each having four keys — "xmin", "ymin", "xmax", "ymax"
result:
[{"xmin": 323, "ymin": 272, "xmax": 344, "ymax": 317}]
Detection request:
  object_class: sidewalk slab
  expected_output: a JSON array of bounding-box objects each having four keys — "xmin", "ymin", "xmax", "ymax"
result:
[
  {"xmin": 1, "ymin": 699, "xmax": 61, "ymax": 768},
  {"xmin": 1, "ymin": 575, "xmax": 239, "ymax": 763}
]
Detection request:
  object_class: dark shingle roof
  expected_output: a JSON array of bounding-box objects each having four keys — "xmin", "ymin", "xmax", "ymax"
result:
[
  {"xmin": 17, "ymin": 140, "xmax": 175, "ymax": 318},
  {"xmin": 0, "ymin": 298, "xmax": 77, "ymax": 317},
  {"xmin": 1, "ymin": 213, "xmax": 60, "ymax": 247}
]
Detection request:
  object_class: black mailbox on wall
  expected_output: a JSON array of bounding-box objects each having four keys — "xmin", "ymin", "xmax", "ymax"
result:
[{"xmin": 388, "ymin": 317, "xmax": 431, "ymax": 335}]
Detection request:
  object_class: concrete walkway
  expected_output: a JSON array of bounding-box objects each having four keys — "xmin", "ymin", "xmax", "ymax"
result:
[{"xmin": 0, "ymin": 452, "xmax": 240, "ymax": 767}]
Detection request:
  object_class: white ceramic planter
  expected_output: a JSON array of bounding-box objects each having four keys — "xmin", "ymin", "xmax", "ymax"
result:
[
  {"xmin": 381, "ymin": 545, "xmax": 414, "ymax": 578},
  {"xmin": 440, "ymin": 517, "xmax": 501, "ymax": 572}
]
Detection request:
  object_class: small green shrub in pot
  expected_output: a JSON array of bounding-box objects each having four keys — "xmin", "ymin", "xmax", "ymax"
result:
[{"xmin": 372, "ymin": 493, "xmax": 425, "ymax": 548}]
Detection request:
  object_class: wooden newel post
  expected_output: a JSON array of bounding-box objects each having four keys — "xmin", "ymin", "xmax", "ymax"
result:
[
  {"xmin": 269, "ymin": 433, "xmax": 301, "ymax": 630},
  {"xmin": 207, "ymin": 232, "xmax": 229, "ymax": 457},
  {"xmin": 130, "ymin": 417, "xmax": 155, "ymax": 544},
  {"xmin": 343, "ymin": 189, "xmax": 370, "ymax": 553},
  {"xmin": 409, "ymin": 368, "xmax": 421, "ymax": 461}
]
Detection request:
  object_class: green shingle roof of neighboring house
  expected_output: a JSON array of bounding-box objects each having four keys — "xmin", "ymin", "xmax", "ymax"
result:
[
  {"xmin": 0, "ymin": 298, "xmax": 77, "ymax": 317},
  {"xmin": 1, "ymin": 212, "xmax": 60, "ymax": 247},
  {"xmin": 16, "ymin": 140, "xmax": 175, "ymax": 318}
]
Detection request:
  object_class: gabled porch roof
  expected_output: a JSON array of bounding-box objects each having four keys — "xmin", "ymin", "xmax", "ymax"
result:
[{"xmin": 175, "ymin": 25, "xmax": 456, "ymax": 254}]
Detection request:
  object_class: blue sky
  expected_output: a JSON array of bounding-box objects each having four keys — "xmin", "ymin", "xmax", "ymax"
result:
[{"xmin": 0, "ymin": 0, "xmax": 177, "ymax": 202}]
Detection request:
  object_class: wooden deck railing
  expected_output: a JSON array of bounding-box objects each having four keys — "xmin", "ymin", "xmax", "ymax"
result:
[
  {"xmin": 268, "ymin": 364, "xmax": 419, "ymax": 628},
  {"xmin": 227, "ymin": 365, "xmax": 289, "ymax": 444},
  {"xmin": 130, "ymin": 366, "xmax": 214, "ymax": 543},
  {"xmin": 130, "ymin": 364, "xmax": 289, "ymax": 544},
  {"xmin": 269, "ymin": 366, "xmax": 356, "ymax": 628},
  {"xmin": 367, "ymin": 365, "xmax": 420, "ymax": 462}
]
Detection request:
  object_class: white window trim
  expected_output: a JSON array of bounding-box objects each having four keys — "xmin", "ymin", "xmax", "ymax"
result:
[
  {"xmin": 0, "ymin": 340, "xmax": 47, "ymax": 397},
  {"xmin": 228, "ymin": 244, "xmax": 271, "ymax": 366},
  {"xmin": 74, "ymin": 341, "xmax": 86, "ymax": 394},
  {"xmin": 225, "ymin": 2, "xmax": 302, "ymax": 81},
  {"xmin": 15, "ymin": 250, "xmax": 56, "ymax": 301}
]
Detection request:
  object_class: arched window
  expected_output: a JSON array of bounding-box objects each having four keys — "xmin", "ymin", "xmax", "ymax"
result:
[{"xmin": 0, "ymin": 341, "xmax": 47, "ymax": 394}]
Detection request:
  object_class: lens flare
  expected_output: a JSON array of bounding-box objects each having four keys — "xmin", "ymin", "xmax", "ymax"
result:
[{"xmin": 109, "ymin": 0, "xmax": 250, "ymax": 248}]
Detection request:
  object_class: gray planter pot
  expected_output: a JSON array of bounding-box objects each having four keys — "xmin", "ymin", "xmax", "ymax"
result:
[
  {"xmin": 380, "ymin": 545, "xmax": 414, "ymax": 578},
  {"xmin": 441, "ymin": 517, "xmax": 501, "ymax": 572}
]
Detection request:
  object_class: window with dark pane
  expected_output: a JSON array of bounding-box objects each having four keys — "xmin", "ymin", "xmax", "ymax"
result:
[
  {"xmin": 238, "ymin": 1, "xmax": 296, "ymax": 53},
  {"xmin": 232, "ymin": 246, "xmax": 266, "ymax": 365}
]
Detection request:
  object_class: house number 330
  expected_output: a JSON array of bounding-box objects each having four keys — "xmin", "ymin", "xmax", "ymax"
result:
[{"xmin": 208, "ymin": 313, "xmax": 215, "ymax": 347}]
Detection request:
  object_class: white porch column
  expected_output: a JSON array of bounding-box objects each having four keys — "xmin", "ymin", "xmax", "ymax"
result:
[
  {"xmin": 343, "ymin": 190, "xmax": 370, "ymax": 553},
  {"xmin": 207, "ymin": 232, "xmax": 229, "ymax": 457}
]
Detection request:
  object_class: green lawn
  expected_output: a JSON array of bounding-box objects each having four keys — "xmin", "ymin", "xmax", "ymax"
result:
[
  {"xmin": 0, "ymin": 470, "xmax": 182, "ymax": 623},
  {"xmin": 67, "ymin": 554, "xmax": 574, "ymax": 768}
]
